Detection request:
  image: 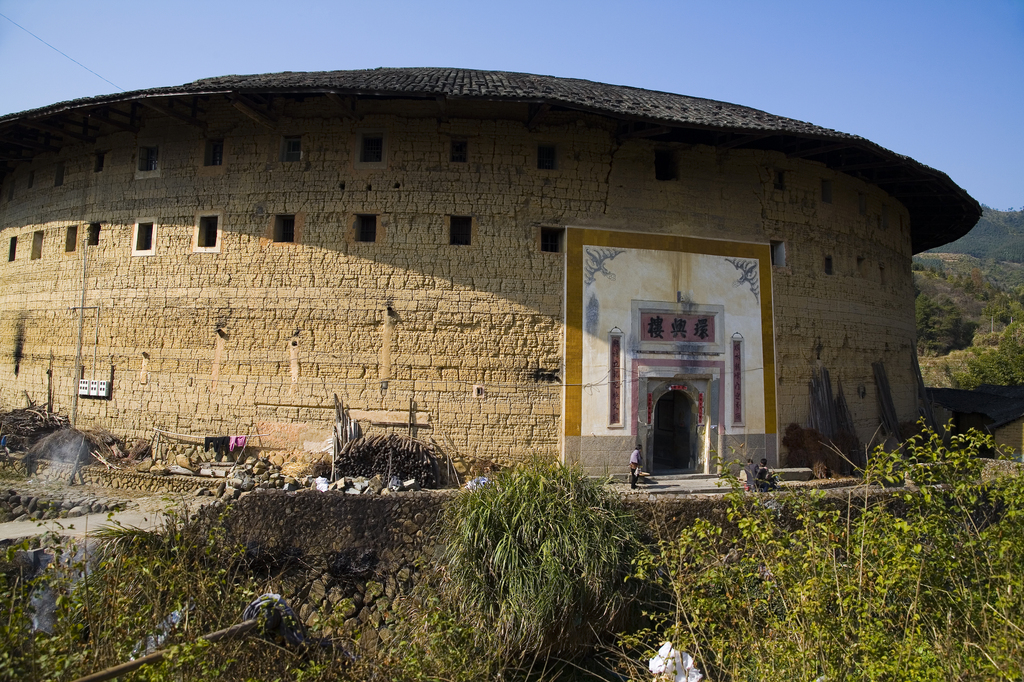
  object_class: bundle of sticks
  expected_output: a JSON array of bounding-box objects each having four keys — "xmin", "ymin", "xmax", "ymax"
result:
[
  {"xmin": 0, "ymin": 408, "xmax": 69, "ymax": 451},
  {"xmin": 334, "ymin": 433, "xmax": 437, "ymax": 487}
]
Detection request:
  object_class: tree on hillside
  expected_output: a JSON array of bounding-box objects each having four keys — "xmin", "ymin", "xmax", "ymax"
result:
[
  {"xmin": 916, "ymin": 293, "xmax": 977, "ymax": 355},
  {"xmin": 953, "ymin": 322, "xmax": 1024, "ymax": 389}
]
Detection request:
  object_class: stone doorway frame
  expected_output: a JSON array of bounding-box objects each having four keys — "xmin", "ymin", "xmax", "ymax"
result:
[{"xmin": 638, "ymin": 373, "xmax": 714, "ymax": 475}]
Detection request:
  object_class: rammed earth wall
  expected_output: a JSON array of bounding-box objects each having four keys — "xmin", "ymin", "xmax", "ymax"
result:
[{"xmin": 0, "ymin": 93, "xmax": 917, "ymax": 465}]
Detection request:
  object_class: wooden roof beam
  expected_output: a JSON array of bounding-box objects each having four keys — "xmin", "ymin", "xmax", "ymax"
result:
[
  {"xmin": 228, "ymin": 94, "xmax": 277, "ymax": 130},
  {"xmin": 1, "ymin": 135, "xmax": 59, "ymax": 152},
  {"xmin": 527, "ymin": 103, "xmax": 551, "ymax": 130},
  {"xmin": 876, "ymin": 175, "xmax": 941, "ymax": 185},
  {"xmin": 891, "ymin": 190, "xmax": 954, "ymax": 199},
  {"xmin": 88, "ymin": 108, "xmax": 140, "ymax": 134},
  {"xmin": 834, "ymin": 159, "xmax": 901, "ymax": 172},
  {"xmin": 786, "ymin": 141, "xmax": 853, "ymax": 158},
  {"xmin": 324, "ymin": 92, "xmax": 357, "ymax": 120},
  {"xmin": 717, "ymin": 132, "xmax": 772, "ymax": 150},
  {"xmin": 619, "ymin": 124, "xmax": 672, "ymax": 140},
  {"xmin": 20, "ymin": 119, "xmax": 96, "ymax": 143},
  {"xmin": 139, "ymin": 98, "xmax": 207, "ymax": 129}
]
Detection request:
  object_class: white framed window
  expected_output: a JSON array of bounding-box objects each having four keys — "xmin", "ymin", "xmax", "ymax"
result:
[
  {"xmin": 132, "ymin": 219, "xmax": 157, "ymax": 256},
  {"xmin": 192, "ymin": 213, "xmax": 222, "ymax": 253},
  {"xmin": 355, "ymin": 130, "xmax": 387, "ymax": 169}
]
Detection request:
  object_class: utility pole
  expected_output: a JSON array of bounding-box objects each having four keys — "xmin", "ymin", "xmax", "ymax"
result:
[{"xmin": 70, "ymin": 238, "xmax": 88, "ymax": 427}]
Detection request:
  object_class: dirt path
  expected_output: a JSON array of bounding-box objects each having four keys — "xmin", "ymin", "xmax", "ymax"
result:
[{"xmin": 0, "ymin": 474, "xmax": 203, "ymax": 542}]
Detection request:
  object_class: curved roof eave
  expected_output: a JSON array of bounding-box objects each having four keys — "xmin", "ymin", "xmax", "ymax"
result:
[{"xmin": 0, "ymin": 68, "xmax": 980, "ymax": 252}]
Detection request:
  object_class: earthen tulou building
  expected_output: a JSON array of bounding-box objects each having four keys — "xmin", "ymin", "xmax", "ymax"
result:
[{"xmin": 0, "ymin": 68, "xmax": 980, "ymax": 474}]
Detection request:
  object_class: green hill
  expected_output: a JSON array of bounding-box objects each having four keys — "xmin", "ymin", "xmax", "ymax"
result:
[{"xmin": 926, "ymin": 207, "xmax": 1024, "ymax": 262}]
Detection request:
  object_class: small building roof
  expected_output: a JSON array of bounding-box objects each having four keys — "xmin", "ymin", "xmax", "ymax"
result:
[
  {"xmin": 928, "ymin": 384, "xmax": 1024, "ymax": 429},
  {"xmin": 0, "ymin": 68, "xmax": 979, "ymax": 251}
]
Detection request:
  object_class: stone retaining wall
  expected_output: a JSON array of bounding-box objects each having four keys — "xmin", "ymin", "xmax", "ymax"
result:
[
  {"xmin": 209, "ymin": 488, "xmax": 453, "ymax": 641},
  {"xmin": 22, "ymin": 461, "xmax": 221, "ymax": 495}
]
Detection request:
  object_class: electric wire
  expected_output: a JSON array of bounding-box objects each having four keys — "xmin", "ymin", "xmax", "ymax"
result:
[{"xmin": 0, "ymin": 11, "xmax": 124, "ymax": 93}]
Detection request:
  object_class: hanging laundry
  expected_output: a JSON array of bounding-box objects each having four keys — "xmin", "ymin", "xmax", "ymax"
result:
[
  {"xmin": 203, "ymin": 436, "xmax": 231, "ymax": 455},
  {"xmin": 229, "ymin": 435, "xmax": 247, "ymax": 452}
]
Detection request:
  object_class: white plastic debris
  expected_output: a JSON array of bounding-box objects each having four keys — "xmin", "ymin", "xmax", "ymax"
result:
[
  {"xmin": 649, "ymin": 642, "xmax": 702, "ymax": 682},
  {"xmin": 465, "ymin": 476, "xmax": 490, "ymax": 491},
  {"xmin": 315, "ymin": 476, "xmax": 329, "ymax": 492}
]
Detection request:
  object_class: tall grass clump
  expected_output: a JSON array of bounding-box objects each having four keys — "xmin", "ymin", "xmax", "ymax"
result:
[
  {"xmin": 438, "ymin": 458, "xmax": 644, "ymax": 659},
  {"xmin": 622, "ymin": 426, "xmax": 1024, "ymax": 681}
]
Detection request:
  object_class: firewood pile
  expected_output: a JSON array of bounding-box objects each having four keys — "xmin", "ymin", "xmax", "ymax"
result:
[
  {"xmin": 334, "ymin": 434, "xmax": 438, "ymax": 488},
  {"xmin": 24, "ymin": 427, "xmax": 129, "ymax": 470},
  {"xmin": 0, "ymin": 408, "xmax": 69, "ymax": 451}
]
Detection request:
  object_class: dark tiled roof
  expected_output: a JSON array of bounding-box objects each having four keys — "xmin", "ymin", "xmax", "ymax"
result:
[
  {"xmin": 0, "ymin": 68, "xmax": 870, "ymax": 139},
  {"xmin": 928, "ymin": 384, "xmax": 1024, "ymax": 429},
  {"xmin": 0, "ymin": 68, "xmax": 980, "ymax": 251}
]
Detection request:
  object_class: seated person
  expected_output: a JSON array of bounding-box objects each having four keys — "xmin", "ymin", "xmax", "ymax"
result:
[{"xmin": 755, "ymin": 458, "xmax": 778, "ymax": 492}]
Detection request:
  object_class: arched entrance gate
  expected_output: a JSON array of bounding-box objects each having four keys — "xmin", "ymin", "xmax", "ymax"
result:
[{"xmin": 639, "ymin": 378, "xmax": 710, "ymax": 474}]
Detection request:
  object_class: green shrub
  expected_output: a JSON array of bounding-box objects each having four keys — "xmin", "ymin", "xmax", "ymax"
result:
[
  {"xmin": 438, "ymin": 458, "xmax": 644, "ymax": 658},
  {"xmin": 622, "ymin": 427, "xmax": 1024, "ymax": 681}
]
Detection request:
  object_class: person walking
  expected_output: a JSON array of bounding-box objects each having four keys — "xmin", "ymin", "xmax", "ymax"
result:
[
  {"xmin": 629, "ymin": 444, "xmax": 642, "ymax": 489},
  {"xmin": 743, "ymin": 458, "xmax": 759, "ymax": 492}
]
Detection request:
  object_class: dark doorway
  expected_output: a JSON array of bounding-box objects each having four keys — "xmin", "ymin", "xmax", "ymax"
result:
[{"xmin": 652, "ymin": 390, "xmax": 693, "ymax": 472}]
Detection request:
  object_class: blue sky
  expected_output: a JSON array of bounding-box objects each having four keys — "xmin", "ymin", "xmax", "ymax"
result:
[{"xmin": 0, "ymin": 0, "xmax": 1021, "ymax": 210}]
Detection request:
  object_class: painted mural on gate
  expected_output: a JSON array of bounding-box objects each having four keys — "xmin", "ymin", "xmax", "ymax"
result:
[{"xmin": 573, "ymin": 238, "xmax": 771, "ymax": 474}]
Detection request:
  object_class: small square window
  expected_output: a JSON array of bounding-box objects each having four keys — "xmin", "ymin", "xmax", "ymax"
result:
[
  {"xmin": 821, "ymin": 179, "xmax": 832, "ymax": 204},
  {"xmin": 8, "ymin": 236, "xmax": 16, "ymax": 262},
  {"xmin": 87, "ymin": 223, "xmax": 100, "ymax": 246},
  {"xmin": 53, "ymin": 164, "xmax": 64, "ymax": 187},
  {"xmin": 274, "ymin": 215, "xmax": 296, "ymax": 243},
  {"xmin": 135, "ymin": 222, "xmax": 154, "ymax": 252},
  {"xmin": 450, "ymin": 139, "xmax": 468, "ymax": 163},
  {"xmin": 541, "ymin": 227, "xmax": 564, "ymax": 253},
  {"xmin": 770, "ymin": 240, "xmax": 786, "ymax": 267},
  {"xmin": 197, "ymin": 217, "xmax": 218, "ymax": 248},
  {"xmin": 138, "ymin": 146, "xmax": 158, "ymax": 172},
  {"xmin": 26, "ymin": 171, "xmax": 34, "ymax": 189},
  {"xmin": 858, "ymin": 192, "xmax": 867, "ymax": 215},
  {"xmin": 824, "ymin": 255, "xmax": 834, "ymax": 275},
  {"xmin": 133, "ymin": 221, "xmax": 157, "ymax": 256},
  {"xmin": 449, "ymin": 216, "xmax": 472, "ymax": 246},
  {"xmin": 361, "ymin": 135, "xmax": 384, "ymax": 163},
  {"xmin": 30, "ymin": 231, "xmax": 43, "ymax": 260},
  {"xmin": 654, "ymin": 150, "xmax": 676, "ymax": 181},
  {"xmin": 774, "ymin": 170, "xmax": 785, "ymax": 191},
  {"xmin": 205, "ymin": 139, "xmax": 224, "ymax": 166},
  {"xmin": 537, "ymin": 145, "xmax": 556, "ymax": 170},
  {"xmin": 65, "ymin": 225, "xmax": 78, "ymax": 253},
  {"xmin": 94, "ymin": 152, "xmax": 105, "ymax": 173},
  {"xmin": 356, "ymin": 214, "xmax": 377, "ymax": 243},
  {"xmin": 281, "ymin": 136, "xmax": 301, "ymax": 163}
]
